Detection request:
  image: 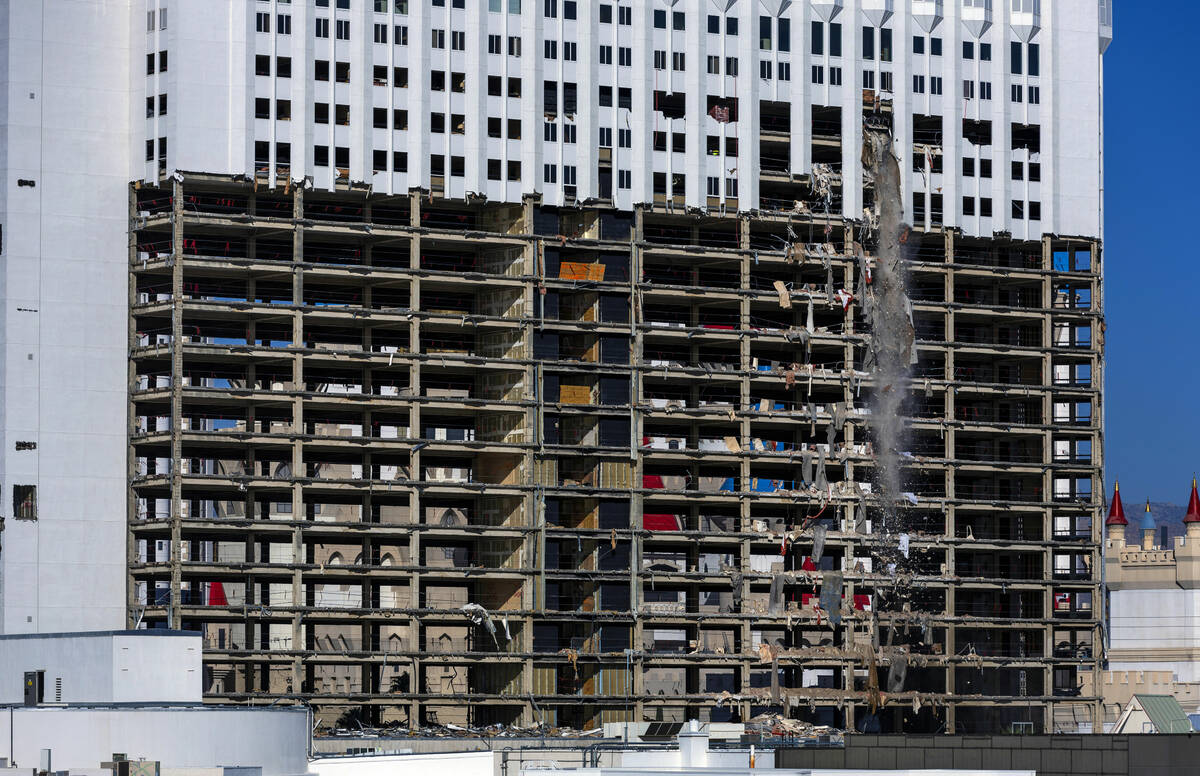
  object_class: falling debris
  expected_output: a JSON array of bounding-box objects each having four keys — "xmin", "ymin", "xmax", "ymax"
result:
[
  {"xmin": 773, "ymin": 280, "xmax": 793, "ymax": 308},
  {"xmin": 812, "ymin": 522, "xmax": 827, "ymax": 562},
  {"xmin": 818, "ymin": 572, "xmax": 844, "ymax": 625},
  {"xmin": 560, "ymin": 648, "xmax": 580, "ymax": 678},
  {"xmin": 809, "ymin": 163, "xmax": 836, "ymax": 210},
  {"xmin": 861, "ymin": 118, "xmax": 916, "ymax": 536},
  {"xmin": 888, "ymin": 652, "xmax": 909, "ymax": 693},
  {"xmin": 460, "ymin": 603, "xmax": 500, "ymax": 648}
]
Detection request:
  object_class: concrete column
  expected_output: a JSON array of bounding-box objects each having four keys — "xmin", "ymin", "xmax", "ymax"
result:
[
  {"xmin": 290, "ymin": 184, "xmax": 306, "ymax": 696},
  {"xmin": 126, "ymin": 185, "xmax": 141, "ymax": 629},
  {"xmin": 169, "ymin": 177, "xmax": 185, "ymax": 630}
]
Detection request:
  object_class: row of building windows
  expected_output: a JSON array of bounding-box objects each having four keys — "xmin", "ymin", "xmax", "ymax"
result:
[
  {"xmin": 252, "ymin": 57, "xmax": 1037, "ymax": 112},
  {"xmin": 541, "ymin": 0, "xmax": 577, "ymax": 19},
  {"xmin": 811, "ymin": 21, "xmax": 841, "ymax": 56},
  {"xmin": 1011, "ymin": 42, "xmax": 1041, "ymax": 76},
  {"xmin": 252, "ymin": 0, "xmax": 1040, "ymax": 74},
  {"xmin": 705, "ymin": 176, "xmax": 739, "ymax": 197},
  {"xmin": 598, "ymin": 4, "xmax": 631, "ymax": 24},
  {"xmin": 707, "ymin": 15, "xmax": 739, "ymax": 36},
  {"xmin": 704, "ymin": 56, "xmax": 739, "ymax": 76},
  {"xmin": 598, "ymin": 45, "xmax": 633, "ymax": 66},
  {"xmin": 251, "ymin": 0, "xmax": 620, "ymax": 9},
  {"xmin": 912, "ymin": 35, "xmax": 944, "ymax": 56},
  {"xmin": 962, "ymin": 80, "xmax": 989, "ymax": 99},
  {"xmin": 227, "ymin": 144, "xmax": 1036, "ymax": 223},
  {"xmin": 912, "ymin": 75, "xmax": 944, "ymax": 95},
  {"xmin": 861, "ymin": 71, "xmax": 895, "ymax": 91},
  {"xmin": 144, "ymin": 137, "xmax": 167, "ymax": 162},
  {"xmin": 962, "ymin": 41, "xmax": 992, "ymax": 61},
  {"xmin": 594, "ymin": 127, "xmax": 630, "ymax": 147},
  {"xmin": 242, "ymin": 146, "xmax": 593, "ymax": 190},
  {"xmin": 958, "ymin": 196, "xmax": 1041, "ymax": 220},
  {"xmin": 1012, "ymin": 84, "xmax": 1042, "ymax": 103},
  {"xmin": 809, "ymin": 65, "xmax": 835, "ymax": 85},
  {"xmin": 253, "ymin": 141, "xmax": 295, "ymax": 167},
  {"xmin": 266, "ymin": 146, "xmax": 637, "ymax": 198},
  {"xmin": 245, "ymin": 106, "xmax": 1039, "ymax": 183},
  {"xmin": 145, "ymin": 51, "xmax": 168, "ymax": 75},
  {"xmin": 255, "ymin": 55, "xmax": 292, "ymax": 78},
  {"xmin": 542, "ymin": 40, "xmax": 578, "ymax": 60},
  {"xmin": 907, "ymin": 193, "xmax": 1035, "ymax": 223},
  {"xmin": 649, "ymin": 133, "xmax": 739, "ymax": 156},
  {"xmin": 542, "ymin": 122, "xmax": 579, "ymax": 141},
  {"xmin": 146, "ymin": 94, "xmax": 167, "ymax": 117},
  {"xmin": 264, "ymin": 0, "xmax": 1022, "ymax": 55},
  {"xmin": 247, "ymin": 86, "xmax": 1036, "ymax": 160},
  {"xmin": 257, "ymin": 16, "xmax": 1041, "ymax": 90},
  {"xmin": 184, "ymin": 134, "xmax": 1044, "ymax": 217},
  {"xmin": 146, "ymin": 8, "xmax": 166, "ymax": 31},
  {"xmin": 249, "ymin": 60, "xmax": 1040, "ymax": 112},
  {"xmin": 912, "ymin": 156, "xmax": 1042, "ymax": 180},
  {"xmin": 541, "ymin": 163, "xmax": 577, "ymax": 184}
]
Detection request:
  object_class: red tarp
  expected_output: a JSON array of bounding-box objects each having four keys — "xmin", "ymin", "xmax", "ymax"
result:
[
  {"xmin": 207, "ymin": 582, "xmax": 228, "ymax": 606},
  {"xmin": 643, "ymin": 514, "xmax": 681, "ymax": 531}
]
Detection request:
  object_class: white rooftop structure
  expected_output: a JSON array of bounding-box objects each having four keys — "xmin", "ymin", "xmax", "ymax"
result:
[
  {"xmin": 0, "ymin": 629, "xmax": 200, "ymax": 705},
  {"xmin": 0, "ymin": 630, "xmax": 309, "ymax": 776}
]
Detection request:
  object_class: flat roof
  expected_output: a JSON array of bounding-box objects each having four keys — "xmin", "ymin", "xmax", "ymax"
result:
[
  {"xmin": 0, "ymin": 703, "xmax": 305, "ymax": 713},
  {"xmin": 0, "ymin": 629, "xmax": 200, "ymax": 641}
]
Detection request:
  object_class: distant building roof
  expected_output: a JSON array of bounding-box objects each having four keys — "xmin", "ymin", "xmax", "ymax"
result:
[
  {"xmin": 1140, "ymin": 500, "xmax": 1157, "ymax": 532},
  {"xmin": 1116, "ymin": 694, "xmax": 1194, "ymax": 734},
  {"xmin": 1186, "ymin": 479, "xmax": 1200, "ymax": 523},
  {"xmin": 1107, "ymin": 481, "xmax": 1128, "ymax": 526}
]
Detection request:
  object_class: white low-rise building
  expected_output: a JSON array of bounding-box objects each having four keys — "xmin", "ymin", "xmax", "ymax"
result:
[{"xmin": 0, "ymin": 630, "xmax": 310, "ymax": 776}]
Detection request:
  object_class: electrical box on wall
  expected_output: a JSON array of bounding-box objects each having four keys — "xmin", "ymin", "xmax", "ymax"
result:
[{"xmin": 23, "ymin": 670, "xmax": 43, "ymax": 706}]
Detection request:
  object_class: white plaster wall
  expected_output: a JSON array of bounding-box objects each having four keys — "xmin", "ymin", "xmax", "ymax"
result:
[
  {"xmin": 110, "ymin": 631, "xmax": 203, "ymax": 702},
  {"xmin": 1110, "ymin": 589, "xmax": 1200, "ymax": 653},
  {"xmin": 1109, "ymin": 587, "xmax": 1200, "ymax": 683},
  {"xmin": 0, "ymin": 0, "xmax": 131, "ymax": 634},
  {"xmin": 0, "ymin": 631, "xmax": 201, "ymax": 704},
  {"xmin": 0, "ymin": 707, "xmax": 309, "ymax": 776},
  {"xmin": 1048, "ymin": 3, "xmax": 1105, "ymax": 239}
]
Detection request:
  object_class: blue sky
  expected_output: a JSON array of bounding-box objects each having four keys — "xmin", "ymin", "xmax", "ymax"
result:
[{"xmin": 1102, "ymin": 2, "xmax": 1200, "ymax": 505}]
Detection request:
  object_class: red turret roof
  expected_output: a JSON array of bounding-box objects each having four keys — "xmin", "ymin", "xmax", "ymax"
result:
[
  {"xmin": 1185, "ymin": 478, "xmax": 1200, "ymax": 523},
  {"xmin": 1106, "ymin": 481, "xmax": 1127, "ymax": 526}
]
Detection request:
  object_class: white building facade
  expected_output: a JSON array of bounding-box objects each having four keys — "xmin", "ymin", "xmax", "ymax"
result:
[
  {"xmin": 136, "ymin": 0, "xmax": 1109, "ymax": 241},
  {"xmin": 0, "ymin": 0, "xmax": 132, "ymax": 633}
]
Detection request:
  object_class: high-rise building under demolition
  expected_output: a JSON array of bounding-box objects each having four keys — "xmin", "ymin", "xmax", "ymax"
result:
[{"xmin": 0, "ymin": 0, "xmax": 1110, "ymax": 735}]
